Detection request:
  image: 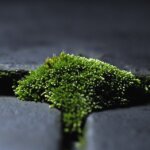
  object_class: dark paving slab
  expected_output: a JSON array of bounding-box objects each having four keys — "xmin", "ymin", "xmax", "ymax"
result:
[
  {"xmin": 0, "ymin": 97, "xmax": 61, "ymax": 150},
  {"xmin": 0, "ymin": 1, "xmax": 149, "ymax": 73},
  {"xmin": 0, "ymin": 64, "xmax": 37, "ymax": 71},
  {"xmin": 85, "ymin": 104, "xmax": 150, "ymax": 150}
]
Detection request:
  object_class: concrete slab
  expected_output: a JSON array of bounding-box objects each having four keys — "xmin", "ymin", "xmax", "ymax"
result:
[
  {"xmin": 85, "ymin": 104, "xmax": 150, "ymax": 150},
  {"xmin": 0, "ymin": 97, "xmax": 61, "ymax": 150}
]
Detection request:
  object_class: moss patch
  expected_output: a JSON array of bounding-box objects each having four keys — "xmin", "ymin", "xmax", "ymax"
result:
[{"xmin": 14, "ymin": 52, "xmax": 150, "ymax": 135}]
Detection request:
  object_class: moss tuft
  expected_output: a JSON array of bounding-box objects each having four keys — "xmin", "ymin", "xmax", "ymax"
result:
[{"xmin": 14, "ymin": 52, "xmax": 149, "ymax": 134}]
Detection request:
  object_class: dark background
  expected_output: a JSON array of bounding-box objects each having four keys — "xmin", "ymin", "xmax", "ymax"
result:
[{"xmin": 0, "ymin": 0, "xmax": 150, "ymax": 70}]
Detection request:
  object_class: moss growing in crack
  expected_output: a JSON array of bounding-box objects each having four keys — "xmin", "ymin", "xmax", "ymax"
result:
[
  {"xmin": 0, "ymin": 70, "xmax": 27, "ymax": 79},
  {"xmin": 0, "ymin": 71, "xmax": 10, "ymax": 78},
  {"xmin": 14, "ymin": 52, "xmax": 149, "ymax": 134}
]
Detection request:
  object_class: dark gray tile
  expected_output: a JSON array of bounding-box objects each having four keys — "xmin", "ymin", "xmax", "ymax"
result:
[
  {"xmin": 85, "ymin": 104, "xmax": 150, "ymax": 150},
  {"xmin": 0, "ymin": 97, "xmax": 61, "ymax": 150},
  {"xmin": 0, "ymin": 1, "xmax": 149, "ymax": 73}
]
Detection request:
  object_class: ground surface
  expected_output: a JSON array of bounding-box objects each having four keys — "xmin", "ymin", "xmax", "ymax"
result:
[{"xmin": 0, "ymin": 1, "xmax": 150, "ymax": 150}]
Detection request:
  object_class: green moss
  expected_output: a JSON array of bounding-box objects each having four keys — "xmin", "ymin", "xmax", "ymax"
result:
[
  {"xmin": 14, "ymin": 52, "xmax": 149, "ymax": 134},
  {"xmin": 0, "ymin": 71, "xmax": 10, "ymax": 78},
  {"xmin": 0, "ymin": 70, "xmax": 27, "ymax": 78}
]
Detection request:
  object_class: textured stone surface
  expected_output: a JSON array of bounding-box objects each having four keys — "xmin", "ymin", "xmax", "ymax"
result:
[
  {"xmin": 0, "ymin": 64, "xmax": 38, "ymax": 71},
  {"xmin": 0, "ymin": 97, "xmax": 61, "ymax": 150},
  {"xmin": 85, "ymin": 104, "xmax": 150, "ymax": 150},
  {"xmin": 0, "ymin": 1, "xmax": 149, "ymax": 73}
]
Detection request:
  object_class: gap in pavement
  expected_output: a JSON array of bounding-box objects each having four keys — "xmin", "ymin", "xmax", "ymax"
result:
[
  {"xmin": 0, "ymin": 70, "xmax": 28, "ymax": 95},
  {"xmin": 0, "ymin": 69, "xmax": 150, "ymax": 150}
]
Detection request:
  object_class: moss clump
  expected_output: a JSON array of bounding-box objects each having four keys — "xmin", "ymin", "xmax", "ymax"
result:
[{"xmin": 14, "ymin": 52, "xmax": 149, "ymax": 134}]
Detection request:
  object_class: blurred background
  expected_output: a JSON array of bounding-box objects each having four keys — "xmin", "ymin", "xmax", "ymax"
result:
[{"xmin": 0, "ymin": 0, "xmax": 150, "ymax": 70}]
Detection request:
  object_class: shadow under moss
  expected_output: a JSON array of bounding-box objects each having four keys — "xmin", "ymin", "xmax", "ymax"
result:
[{"xmin": 0, "ymin": 70, "xmax": 28, "ymax": 95}]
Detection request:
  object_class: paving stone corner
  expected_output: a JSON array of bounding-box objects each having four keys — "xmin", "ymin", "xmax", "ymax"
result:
[
  {"xmin": 0, "ymin": 97, "xmax": 62, "ymax": 150},
  {"xmin": 84, "ymin": 104, "xmax": 150, "ymax": 150}
]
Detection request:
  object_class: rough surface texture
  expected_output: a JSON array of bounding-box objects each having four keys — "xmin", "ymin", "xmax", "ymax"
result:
[
  {"xmin": 85, "ymin": 104, "xmax": 150, "ymax": 150},
  {"xmin": 0, "ymin": 64, "xmax": 37, "ymax": 71},
  {"xmin": 0, "ymin": 1, "xmax": 150, "ymax": 73},
  {"xmin": 0, "ymin": 97, "xmax": 61, "ymax": 150}
]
